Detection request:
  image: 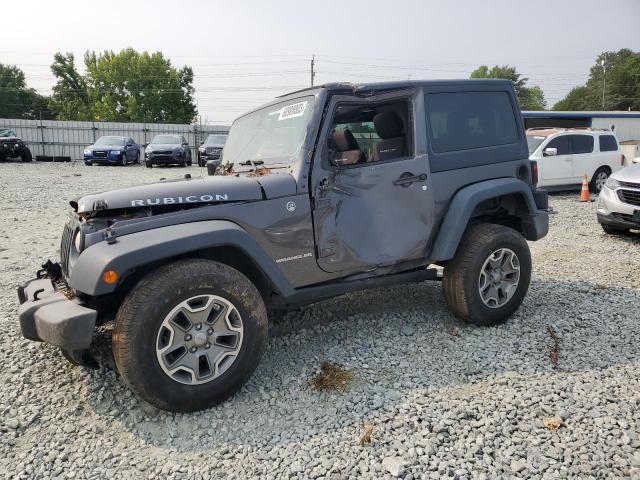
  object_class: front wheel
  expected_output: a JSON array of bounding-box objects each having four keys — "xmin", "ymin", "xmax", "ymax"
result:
[
  {"xmin": 20, "ymin": 149, "xmax": 32, "ymax": 162},
  {"xmin": 590, "ymin": 167, "xmax": 610, "ymax": 193},
  {"xmin": 112, "ymin": 259, "xmax": 268, "ymax": 412},
  {"xmin": 443, "ymin": 223, "xmax": 532, "ymax": 326},
  {"xmin": 121, "ymin": 154, "xmax": 127, "ymax": 166},
  {"xmin": 601, "ymin": 223, "xmax": 628, "ymax": 235},
  {"xmin": 145, "ymin": 161, "xmax": 152, "ymax": 168},
  {"xmin": 135, "ymin": 151, "xmax": 140, "ymax": 164}
]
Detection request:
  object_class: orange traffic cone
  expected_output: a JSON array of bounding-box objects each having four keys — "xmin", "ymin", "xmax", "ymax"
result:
[{"xmin": 580, "ymin": 174, "xmax": 590, "ymax": 202}]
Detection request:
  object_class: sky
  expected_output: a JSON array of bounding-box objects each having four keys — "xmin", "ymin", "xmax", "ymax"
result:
[{"xmin": 2, "ymin": 0, "xmax": 639, "ymax": 125}]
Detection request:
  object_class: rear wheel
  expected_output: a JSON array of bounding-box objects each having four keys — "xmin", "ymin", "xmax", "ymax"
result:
[
  {"xmin": 112, "ymin": 259, "xmax": 268, "ymax": 412},
  {"xmin": 590, "ymin": 167, "xmax": 610, "ymax": 193},
  {"xmin": 443, "ymin": 223, "xmax": 532, "ymax": 326}
]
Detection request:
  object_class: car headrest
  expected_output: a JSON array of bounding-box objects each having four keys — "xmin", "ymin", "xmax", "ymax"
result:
[
  {"xmin": 373, "ymin": 111, "xmax": 404, "ymax": 139},
  {"xmin": 332, "ymin": 128, "xmax": 359, "ymax": 151}
]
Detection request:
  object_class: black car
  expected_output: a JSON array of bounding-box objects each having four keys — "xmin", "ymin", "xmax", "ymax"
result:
[
  {"xmin": 198, "ymin": 134, "xmax": 227, "ymax": 167},
  {"xmin": 0, "ymin": 129, "xmax": 32, "ymax": 162},
  {"xmin": 145, "ymin": 134, "xmax": 192, "ymax": 168},
  {"xmin": 84, "ymin": 136, "xmax": 140, "ymax": 166}
]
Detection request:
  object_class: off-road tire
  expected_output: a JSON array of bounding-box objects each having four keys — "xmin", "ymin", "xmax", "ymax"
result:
[
  {"xmin": 112, "ymin": 259, "xmax": 268, "ymax": 412},
  {"xmin": 590, "ymin": 167, "xmax": 610, "ymax": 193},
  {"xmin": 443, "ymin": 223, "xmax": 532, "ymax": 326},
  {"xmin": 20, "ymin": 149, "xmax": 32, "ymax": 162},
  {"xmin": 601, "ymin": 223, "xmax": 628, "ymax": 235}
]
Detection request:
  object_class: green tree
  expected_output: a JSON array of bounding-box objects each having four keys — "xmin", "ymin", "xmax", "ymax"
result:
[
  {"xmin": 49, "ymin": 52, "xmax": 92, "ymax": 120},
  {"xmin": 49, "ymin": 49, "xmax": 197, "ymax": 123},
  {"xmin": 470, "ymin": 65, "xmax": 547, "ymax": 110},
  {"xmin": 0, "ymin": 64, "xmax": 53, "ymax": 119},
  {"xmin": 553, "ymin": 49, "xmax": 640, "ymax": 111}
]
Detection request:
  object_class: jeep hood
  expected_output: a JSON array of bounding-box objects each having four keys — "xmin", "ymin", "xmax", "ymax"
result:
[{"xmin": 74, "ymin": 173, "xmax": 296, "ymax": 213}]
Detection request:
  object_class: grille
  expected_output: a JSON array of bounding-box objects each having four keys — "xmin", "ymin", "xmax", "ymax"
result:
[
  {"xmin": 60, "ymin": 222, "xmax": 74, "ymax": 278},
  {"xmin": 620, "ymin": 180, "xmax": 640, "ymax": 189},
  {"xmin": 618, "ymin": 189, "xmax": 640, "ymax": 207},
  {"xmin": 205, "ymin": 147, "xmax": 222, "ymax": 154},
  {"xmin": 93, "ymin": 151, "xmax": 108, "ymax": 158},
  {"xmin": 154, "ymin": 150, "xmax": 173, "ymax": 155}
]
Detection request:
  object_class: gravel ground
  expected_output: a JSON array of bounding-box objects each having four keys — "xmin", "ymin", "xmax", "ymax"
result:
[{"xmin": 1, "ymin": 161, "xmax": 639, "ymax": 480}]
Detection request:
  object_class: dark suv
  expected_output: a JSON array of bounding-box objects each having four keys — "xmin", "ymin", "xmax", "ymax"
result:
[
  {"xmin": 198, "ymin": 134, "xmax": 227, "ymax": 167},
  {"xmin": 0, "ymin": 128, "xmax": 32, "ymax": 162},
  {"xmin": 17, "ymin": 80, "xmax": 549, "ymax": 412}
]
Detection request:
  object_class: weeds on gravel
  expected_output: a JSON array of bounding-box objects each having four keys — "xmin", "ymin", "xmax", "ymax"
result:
[
  {"xmin": 547, "ymin": 325, "xmax": 560, "ymax": 369},
  {"xmin": 308, "ymin": 362, "xmax": 354, "ymax": 392},
  {"xmin": 543, "ymin": 417, "xmax": 564, "ymax": 430},
  {"xmin": 358, "ymin": 424, "xmax": 374, "ymax": 446}
]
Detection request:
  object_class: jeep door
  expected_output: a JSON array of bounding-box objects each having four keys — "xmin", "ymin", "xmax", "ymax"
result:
[{"xmin": 310, "ymin": 91, "xmax": 435, "ymax": 275}]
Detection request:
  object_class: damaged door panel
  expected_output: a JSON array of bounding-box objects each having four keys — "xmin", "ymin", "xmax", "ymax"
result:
[{"xmin": 311, "ymin": 92, "xmax": 436, "ymax": 274}]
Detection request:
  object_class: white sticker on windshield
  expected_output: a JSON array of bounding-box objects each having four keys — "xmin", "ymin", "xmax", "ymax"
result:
[{"xmin": 278, "ymin": 101, "xmax": 308, "ymax": 121}]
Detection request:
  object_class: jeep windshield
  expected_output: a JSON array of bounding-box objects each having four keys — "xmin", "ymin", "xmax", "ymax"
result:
[
  {"xmin": 222, "ymin": 96, "xmax": 314, "ymax": 168},
  {"xmin": 94, "ymin": 136, "xmax": 125, "ymax": 146}
]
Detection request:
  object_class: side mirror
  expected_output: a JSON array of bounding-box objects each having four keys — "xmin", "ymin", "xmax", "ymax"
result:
[{"xmin": 543, "ymin": 147, "xmax": 558, "ymax": 157}]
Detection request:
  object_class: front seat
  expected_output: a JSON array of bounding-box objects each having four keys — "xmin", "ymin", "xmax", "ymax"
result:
[
  {"xmin": 371, "ymin": 111, "xmax": 406, "ymax": 162},
  {"xmin": 332, "ymin": 128, "xmax": 365, "ymax": 165}
]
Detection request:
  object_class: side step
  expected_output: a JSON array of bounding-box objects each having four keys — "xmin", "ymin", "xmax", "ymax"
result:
[{"xmin": 273, "ymin": 267, "xmax": 441, "ymax": 308}]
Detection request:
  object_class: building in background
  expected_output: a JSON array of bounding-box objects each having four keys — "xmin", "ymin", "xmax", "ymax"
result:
[{"xmin": 522, "ymin": 111, "xmax": 640, "ymax": 143}]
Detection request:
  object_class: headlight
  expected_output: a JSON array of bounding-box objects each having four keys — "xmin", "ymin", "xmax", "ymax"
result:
[
  {"xmin": 111, "ymin": 150, "xmax": 121, "ymax": 155},
  {"xmin": 198, "ymin": 147, "xmax": 205, "ymax": 153},
  {"xmin": 73, "ymin": 229, "xmax": 83, "ymax": 252},
  {"xmin": 83, "ymin": 149, "xmax": 91, "ymax": 155},
  {"xmin": 605, "ymin": 177, "xmax": 620, "ymax": 190},
  {"xmin": 145, "ymin": 146, "xmax": 152, "ymax": 153}
]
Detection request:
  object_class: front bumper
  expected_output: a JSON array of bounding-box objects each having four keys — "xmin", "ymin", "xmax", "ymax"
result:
[
  {"xmin": 596, "ymin": 185, "xmax": 640, "ymax": 229},
  {"xmin": 84, "ymin": 152, "xmax": 125, "ymax": 163},
  {"xmin": 146, "ymin": 153, "xmax": 184, "ymax": 164},
  {"xmin": 17, "ymin": 276, "xmax": 96, "ymax": 350}
]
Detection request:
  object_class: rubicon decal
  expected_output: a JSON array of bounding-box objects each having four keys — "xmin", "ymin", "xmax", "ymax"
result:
[{"xmin": 131, "ymin": 194, "xmax": 229, "ymax": 207}]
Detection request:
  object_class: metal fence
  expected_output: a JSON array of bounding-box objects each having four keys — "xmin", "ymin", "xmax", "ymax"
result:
[{"xmin": 0, "ymin": 118, "xmax": 230, "ymax": 161}]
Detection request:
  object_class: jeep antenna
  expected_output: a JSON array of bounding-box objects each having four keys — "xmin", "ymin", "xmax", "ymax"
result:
[{"xmin": 310, "ymin": 54, "xmax": 316, "ymax": 87}]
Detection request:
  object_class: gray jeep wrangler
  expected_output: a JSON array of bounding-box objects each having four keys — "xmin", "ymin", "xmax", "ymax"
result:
[{"xmin": 18, "ymin": 80, "xmax": 548, "ymax": 412}]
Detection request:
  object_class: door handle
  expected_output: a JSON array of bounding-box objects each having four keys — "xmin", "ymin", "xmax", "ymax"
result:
[{"xmin": 393, "ymin": 173, "xmax": 427, "ymax": 186}]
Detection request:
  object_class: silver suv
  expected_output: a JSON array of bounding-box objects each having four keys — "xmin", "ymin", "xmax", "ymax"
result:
[{"xmin": 597, "ymin": 163, "xmax": 640, "ymax": 234}]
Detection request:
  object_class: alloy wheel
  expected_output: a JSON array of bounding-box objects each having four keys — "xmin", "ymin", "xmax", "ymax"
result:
[{"xmin": 478, "ymin": 248, "xmax": 521, "ymax": 308}]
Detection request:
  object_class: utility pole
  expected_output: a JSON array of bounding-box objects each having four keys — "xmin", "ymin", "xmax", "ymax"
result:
[
  {"xmin": 601, "ymin": 53, "xmax": 607, "ymax": 110},
  {"xmin": 310, "ymin": 54, "xmax": 316, "ymax": 87}
]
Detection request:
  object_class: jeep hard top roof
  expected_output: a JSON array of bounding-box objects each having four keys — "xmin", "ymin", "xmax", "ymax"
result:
[
  {"xmin": 278, "ymin": 79, "xmax": 514, "ymax": 98},
  {"xmin": 235, "ymin": 79, "xmax": 514, "ymax": 121}
]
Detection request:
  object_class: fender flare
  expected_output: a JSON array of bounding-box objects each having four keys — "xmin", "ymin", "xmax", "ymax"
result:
[
  {"xmin": 69, "ymin": 220, "xmax": 295, "ymax": 297},
  {"xmin": 429, "ymin": 178, "xmax": 543, "ymax": 262}
]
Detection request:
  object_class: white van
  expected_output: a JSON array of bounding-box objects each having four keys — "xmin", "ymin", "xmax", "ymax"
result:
[{"xmin": 526, "ymin": 128, "xmax": 623, "ymax": 192}]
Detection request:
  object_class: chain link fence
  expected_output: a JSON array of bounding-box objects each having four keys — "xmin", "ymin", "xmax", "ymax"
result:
[{"xmin": 0, "ymin": 118, "xmax": 230, "ymax": 161}]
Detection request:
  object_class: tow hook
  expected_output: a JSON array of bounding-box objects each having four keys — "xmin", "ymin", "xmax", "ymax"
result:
[{"xmin": 37, "ymin": 260, "xmax": 62, "ymax": 280}]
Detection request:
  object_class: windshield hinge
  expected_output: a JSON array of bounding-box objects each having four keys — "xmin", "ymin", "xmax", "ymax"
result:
[{"xmin": 104, "ymin": 227, "xmax": 117, "ymax": 245}]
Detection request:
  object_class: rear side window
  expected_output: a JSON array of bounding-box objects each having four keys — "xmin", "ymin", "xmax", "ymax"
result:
[
  {"xmin": 425, "ymin": 91, "xmax": 518, "ymax": 153},
  {"xmin": 569, "ymin": 135, "xmax": 594, "ymax": 154},
  {"xmin": 599, "ymin": 135, "xmax": 618, "ymax": 152},
  {"xmin": 546, "ymin": 136, "xmax": 570, "ymax": 155}
]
